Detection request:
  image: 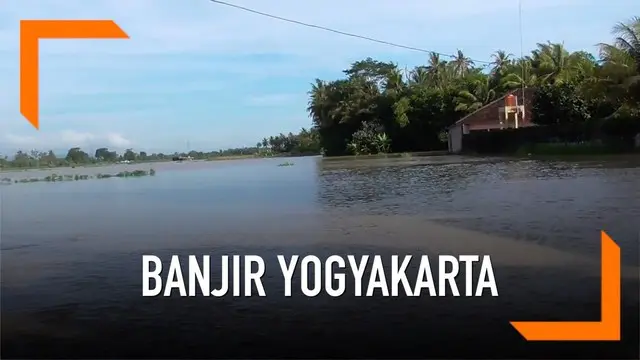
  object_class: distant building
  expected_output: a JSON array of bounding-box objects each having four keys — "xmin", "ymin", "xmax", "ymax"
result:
[
  {"xmin": 447, "ymin": 88, "xmax": 535, "ymax": 153},
  {"xmin": 172, "ymin": 156, "xmax": 193, "ymax": 162}
]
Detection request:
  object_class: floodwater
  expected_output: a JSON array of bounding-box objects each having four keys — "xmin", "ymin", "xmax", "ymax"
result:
[{"xmin": 1, "ymin": 155, "xmax": 639, "ymax": 359}]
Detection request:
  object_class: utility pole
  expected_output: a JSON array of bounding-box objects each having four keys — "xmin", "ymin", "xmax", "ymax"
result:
[{"xmin": 518, "ymin": 0, "xmax": 525, "ymax": 129}]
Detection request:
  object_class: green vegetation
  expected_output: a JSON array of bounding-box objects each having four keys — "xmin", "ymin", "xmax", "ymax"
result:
[
  {"xmin": 255, "ymin": 128, "xmax": 321, "ymax": 156},
  {"xmin": 0, "ymin": 129, "xmax": 321, "ymax": 170},
  {"xmin": 306, "ymin": 16, "xmax": 639, "ymax": 156},
  {"xmin": 0, "ymin": 147, "xmax": 153, "ymax": 170},
  {"xmin": 0, "ymin": 168, "xmax": 156, "ymax": 185},
  {"xmin": 277, "ymin": 161, "xmax": 295, "ymax": 167}
]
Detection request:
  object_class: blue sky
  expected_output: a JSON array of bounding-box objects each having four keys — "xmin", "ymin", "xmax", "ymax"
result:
[{"xmin": 0, "ymin": 0, "xmax": 636, "ymax": 155}]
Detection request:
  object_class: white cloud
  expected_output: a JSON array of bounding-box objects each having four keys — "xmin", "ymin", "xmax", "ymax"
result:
[
  {"xmin": 4, "ymin": 134, "xmax": 37, "ymax": 146},
  {"xmin": 105, "ymin": 132, "xmax": 132, "ymax": 147},
  {"xmin": 60, "ymin": 130, "xmax": 96, "ymax": 144},
  {"xmin": 2, "ymin": 130, "xmax": 133, "ymax": 152},
  {"xmin": 47, "ymin": 80, "xmax": 226, "ymax": 97}
]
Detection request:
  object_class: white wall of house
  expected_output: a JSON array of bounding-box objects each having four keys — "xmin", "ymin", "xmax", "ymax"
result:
[{"xmin": 448, "ymin": 124, "xmax": 463, "ymax": 153}]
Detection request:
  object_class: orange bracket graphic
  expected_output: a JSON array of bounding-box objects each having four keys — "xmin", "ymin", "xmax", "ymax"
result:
[
  {"xmin": 20, "ymin": 20, "xmax": 129, "ymax": 129},
  {"xmin": 510, "ymin": 230, "xmax": 621, "ymax": 341}
]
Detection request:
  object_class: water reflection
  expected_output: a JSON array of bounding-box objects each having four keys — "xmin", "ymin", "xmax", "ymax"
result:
[{"xmin": 315, "ymin": 156, "xmax": 639, "ymax": 264}]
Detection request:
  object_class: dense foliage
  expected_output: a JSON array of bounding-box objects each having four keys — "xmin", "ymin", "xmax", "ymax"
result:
[{"xmin": 307, "ymin": 16, "xmax": 639, "ymax": 155}]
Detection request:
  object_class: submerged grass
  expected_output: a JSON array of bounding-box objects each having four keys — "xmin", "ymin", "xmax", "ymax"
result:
[{"xmin": 0, "ymin": 168, "xmax": 156, "ymax": 185}]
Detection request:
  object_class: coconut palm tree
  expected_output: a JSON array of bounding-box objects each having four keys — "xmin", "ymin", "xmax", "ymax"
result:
[
  {"xmin": 452, "ymin": 49, "xmax": 475, "ymax": 78},
  {"xmin": 455, "ymin": 77, "xmax": 498, "ymax": 113},
  {"xmin": 409, "ymin": 66, "xmax": 430, "ymax": 87},
  {"xmin": 383, "ymin": 68, "xmax": 406, "ymax": 94},
  {"xmin": 499, "ymin": 61, "xmax": 538, "ymax": 90},
  {"xmin": 596, "ymin": 16, "xmax": 640, "ymax": 109},
  {"xmin": 605, "ymin": 16, "xmax": 640, "ymax": 71},
  {"xmin": 307, "ymin": 79, "xmax": 330, "ymax": 127},
  {"xmin": 530, "ymin": 42, "xmax": 575, "ymax": 84},
  {"xmin": 426, "ymin": 52, "xmax": 447, "ymax": 87},
  {"xmin": 490, "ymin": 50, "xmax": 514, "ymax": 76}
]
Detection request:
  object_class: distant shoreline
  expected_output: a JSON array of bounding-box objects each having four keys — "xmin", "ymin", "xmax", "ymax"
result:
[
  {"xmin": 0, "ymin": 154, "xmax": 313, "ymax": 173},
  {"xmin": 0, "ymin": 150, "xmax": 455, "ymax": 172},
  {"xmin": 3, "ymin": 150, "xmax": 638, "ymax": 173},
  {"xmin": 0, "ymin": 161, "xmax": 163, "ymax": 173}
]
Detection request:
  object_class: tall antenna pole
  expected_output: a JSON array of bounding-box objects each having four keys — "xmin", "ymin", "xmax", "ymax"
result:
[{"xmin": 518, "ymin": 0, "xmax": 525, "ymax": 128}]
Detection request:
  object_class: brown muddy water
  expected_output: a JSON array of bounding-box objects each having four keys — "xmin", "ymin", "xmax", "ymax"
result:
[{"xmin": 1, "ymin": 155, "xmax": 639, "ymax": 359}]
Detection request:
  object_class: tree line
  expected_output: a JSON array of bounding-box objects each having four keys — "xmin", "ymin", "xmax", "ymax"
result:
[
  {"xmin": 0, "ymin": 128, "xmax": 321, "ymax": 169},
  {"xmin": 307, "ymin": 16, "xmax": 639, "ymax": 156},
  {"xmin": 0, "ymin": 148, "xmax": 157, "ymax": 169}
]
